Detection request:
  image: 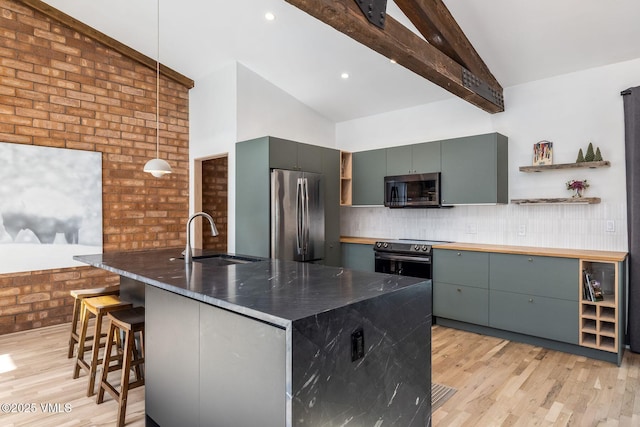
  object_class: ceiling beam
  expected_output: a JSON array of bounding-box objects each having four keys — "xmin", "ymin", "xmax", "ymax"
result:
[
  {"xmin": 285, "ymin": 0, "xmax": 503, "ymax": 113},
  {"xmin": 394, "ymin": 0, "xmax": 500, "ymax": 91},
  {"xmin": 16, "ymin": 0, "xmax": 194, "ymax": 89}
]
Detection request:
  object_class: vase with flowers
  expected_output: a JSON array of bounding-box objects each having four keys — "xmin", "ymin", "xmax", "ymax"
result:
[{"xmin": 566, "ymin": 179, "xmax": 589, "ymax": 198}]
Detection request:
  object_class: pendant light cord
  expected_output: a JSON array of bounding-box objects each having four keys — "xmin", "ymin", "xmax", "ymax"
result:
[{"xmin": 156, "ymin": 0, "xmax": 160, "ymax": 159}]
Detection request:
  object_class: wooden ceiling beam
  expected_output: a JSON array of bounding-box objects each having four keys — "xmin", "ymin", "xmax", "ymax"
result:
[
  {"xmin": 17, "ymin": 0, "xmax": 194, "ymax": 89},
  {"xmin": 394, "ymin": 0, "xmax": 501, "ymax": 91},
  {"xmin": 285, "ymin": 0, "xmax": 503, "ymax": 113}
]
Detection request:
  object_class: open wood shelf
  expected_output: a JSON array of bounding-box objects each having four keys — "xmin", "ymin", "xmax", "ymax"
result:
[
  {"xmin": 519, "ymin": 161, "xmax": 610, "ymax": 173},
  {"xmin": 340, "ymin": 151, "xmax": 352, "ymax": 206},
  {"xmin": 511, "ymin": 197, "xmax": 601, "ymax": 205},
  {"xmin": 579, "ymin": 260, "xmax": 619, "ymax": 354}
]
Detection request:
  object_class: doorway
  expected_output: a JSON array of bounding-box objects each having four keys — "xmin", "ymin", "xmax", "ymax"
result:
[{"xmin": 194, "ymin": 155, "xmax": 228, "ymax": 252}]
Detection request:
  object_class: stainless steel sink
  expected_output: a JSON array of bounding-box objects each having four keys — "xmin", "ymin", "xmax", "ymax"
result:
[{"xmin": 191, "ymin": 254, "xmax": 261, "ymax": 267}]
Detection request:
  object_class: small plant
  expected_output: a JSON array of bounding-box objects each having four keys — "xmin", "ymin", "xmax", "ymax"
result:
[
  {"xmin": 585, "ymin": 142, "xmax": 595, "ymax": 162},
  {"xmin": 594, "ymin": 147, "xmax": 603, "ymax": 162},
  {"xmin": 566, "ymin": 179, "xmax": 589, "ymax": 198},
  {"xmin": 576, "ymin": 148, "xmax": 585, "ymax": 163}
]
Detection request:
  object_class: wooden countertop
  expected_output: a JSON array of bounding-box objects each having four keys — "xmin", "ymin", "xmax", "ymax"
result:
[{"xmin": 340, "ymin": 237, "xmax": 627, "ymax": 262}]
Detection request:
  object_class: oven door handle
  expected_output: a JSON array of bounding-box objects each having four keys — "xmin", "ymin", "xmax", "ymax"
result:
[{"xmin": 374, "ymin": 253, "xmax": 431, "ymax": 263}]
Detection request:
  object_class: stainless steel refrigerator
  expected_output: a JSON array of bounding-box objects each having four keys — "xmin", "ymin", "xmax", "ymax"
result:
[{"xmin": 271, "ymin": 169, "xmax": 324, "ymax": 262}]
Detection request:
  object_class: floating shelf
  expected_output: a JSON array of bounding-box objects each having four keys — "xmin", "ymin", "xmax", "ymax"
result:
[
  {"xmin": 511, "ymin": 197, "xmax": 601, "ymax": 205},
  {"xmin": 519, "ymin": 161, "xmax": 610, "ymax": 173}
]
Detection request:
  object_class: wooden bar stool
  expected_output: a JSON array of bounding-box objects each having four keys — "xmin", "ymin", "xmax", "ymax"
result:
[
  {"xmin": 97, "ymin": 307, "xmax": 145, "ymax": 427},
  {"xmin": 68, "ymin": 286, "xmax": 120, "ymax": 358},
  {"xmin": 73, "ymin": 295, "xmax": 132, "ymax": 397}
]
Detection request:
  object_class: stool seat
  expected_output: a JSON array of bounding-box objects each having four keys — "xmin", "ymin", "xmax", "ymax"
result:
[
  {"xmin": 68, "ymin": 286, "xmax": 120, "ymax": 359},
  {"xmin": 73, "ymin": 295, "xmax": 132, "ymax": 397},
  {"xmin": 97, "ymin": 306, "xmax": 145, "ymax": 427}
]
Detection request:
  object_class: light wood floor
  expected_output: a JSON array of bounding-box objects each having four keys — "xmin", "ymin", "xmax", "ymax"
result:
[{"xmin": 2, "ymin": 323, "xmax": 640, "ymax": 426}]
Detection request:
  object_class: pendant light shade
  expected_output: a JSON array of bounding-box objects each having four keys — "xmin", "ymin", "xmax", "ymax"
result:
[
  {"xmin": 144, "ymin": 0, "xmax": 172, "ymax": 178},
  {"xmin": 144, "ymin": 157, "xmax": 172, "ymax": 177}
]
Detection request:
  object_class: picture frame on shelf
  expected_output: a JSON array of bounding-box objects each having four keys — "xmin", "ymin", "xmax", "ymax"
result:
[{"xmin": 533, "ymin": 140, "xmax": 553, "ymax": 165}]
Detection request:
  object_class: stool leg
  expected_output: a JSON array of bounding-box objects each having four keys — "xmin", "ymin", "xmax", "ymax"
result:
[
  {"xmin": 68, "ymin": 297, "xmax": 81, "ymax": 358},
  {"xmin": 73, "ymin": 304, "xmax": 90, "ymax": 379},
  {"xmin": 97, "ymin": 321, "xmax": 117, "ymax": 404},
  {"xmin": 87, "ymin": 311, "xmax": 104, "ymax": 397},
  {"xmin": 117, "ymin": 329, "xmax": 135, "ymax": 427}
]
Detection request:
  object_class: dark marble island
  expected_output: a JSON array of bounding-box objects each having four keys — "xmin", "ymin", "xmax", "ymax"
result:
[{"xmin": 74, "ymin": 249, "xmax": 432, "ymax": 427}]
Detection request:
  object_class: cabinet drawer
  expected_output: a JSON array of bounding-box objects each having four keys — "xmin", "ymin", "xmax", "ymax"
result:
[
  {"xmin": 434, "ymin": 250, "xmax": 489, "ymax": 288},
  {"xmin": 490, "ymin": 253, "xmax": 578, "ymax": 300},
  {"xmin": 433, "ymin": 282, "xmax": 489, "ymax": 326},
  {"xmin": 489, "ymin": 290, "xmax": 578, "ymax": 344}
]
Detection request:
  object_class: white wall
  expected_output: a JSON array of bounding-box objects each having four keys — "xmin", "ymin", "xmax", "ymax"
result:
[
  {"xmin": 189, "ymin": 62, "xmax": 336, "ymax": 252},
  {"xmin": 338, "ymin": 58, "xmax": 640, "ymax": 251}
]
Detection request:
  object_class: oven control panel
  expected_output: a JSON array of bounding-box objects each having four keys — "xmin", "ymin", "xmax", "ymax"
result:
[{"xmin": 374, "ymin": 241, "xmax": 432, "ymax": 253}]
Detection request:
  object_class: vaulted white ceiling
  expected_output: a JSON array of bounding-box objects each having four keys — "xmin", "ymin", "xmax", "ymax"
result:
[{"xmin": 42, "ymin": 0, "xmax": 640, "ymax": 122}]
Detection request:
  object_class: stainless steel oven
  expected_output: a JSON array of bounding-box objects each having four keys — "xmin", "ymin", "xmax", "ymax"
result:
[{"xmin": 373, "ymin": 240, "xmax": 445, "ymax": 280}]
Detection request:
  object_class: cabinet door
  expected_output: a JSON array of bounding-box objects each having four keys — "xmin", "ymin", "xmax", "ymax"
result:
[
  {"xmin": 440, "ymin": 133, "xmax": 508, "ymax": 205},
  {"xmin": 352, "ymin": 149, "xmax": 386, "ymax": 205},
  {"xmin": 146, "ymin": 286, "xmax": 200, "ymax": 427},
  {"xmin": 433, "ymin": 249, "xmax": 489, "ymax": 288},
  {"xmin": 269, "ymin": 137, "xmax": 298, "ymax": 170},
  {"xmin": 411, "ymin": 142, "xmax": 441, "ymax": 173},
  {"xmin": 433, "ymin": 282, "xmax": 489, "ymax": 325},
  {"xmin": 386, "ymin": 145, "xmax": 413, "ymax": 175},
  {"xmin": 490, "ymin": 253, "xmax": 578, "ymax": 301},
  {"xmin": 297, "ymin": 142, "xmax": 324, "ymax": 173},
  {"xmin": 490, "ymin": 290, "xmax": 578, "ymax": 343},
  {"xmin": 322, "ymin": 148, "xmax": 341, "ymax": 266},
  {"xmin": 200, "ymin": 303, "xmax": 286, "ymax": 426},
  {"xmin": 341, "ymin": 243, "xmax": 374, "ymax": 272}
]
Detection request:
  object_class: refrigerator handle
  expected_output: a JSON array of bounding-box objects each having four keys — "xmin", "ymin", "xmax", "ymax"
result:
[
  {"xmin": 296, "ymin": 178, "xmax": 303, "ymax": 255},
  {"xmin": 303, "ymin": 177, "xmax": 310, "ymax": 255}
]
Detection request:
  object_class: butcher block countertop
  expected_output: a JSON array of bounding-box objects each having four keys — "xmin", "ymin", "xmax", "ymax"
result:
[{"xmin": 340, "ymin": 236, "xmax": 627, "ymax": 262}]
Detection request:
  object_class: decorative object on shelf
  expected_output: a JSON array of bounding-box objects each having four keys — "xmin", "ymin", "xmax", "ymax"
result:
[
  {"xmin": 584, "ymin": 142, "xmax": 595, "ymax": 162},
  {"xmin": 533, "ymin": 140, "xmax": 553, "ymax": 165},
  {"xmin": 594, "ymin": 147, "xmax": 603, "ymax": 161},
  {"xmin": 566, "ymin": 179, "xmax": 589, "ymax": 198},
  {"xmin": 576, "ymin": 148, "xmax": 585, "ymax": 163}
]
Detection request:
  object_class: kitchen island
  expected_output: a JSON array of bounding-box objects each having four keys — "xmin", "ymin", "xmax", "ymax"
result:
[{"xmin": 74, "ymin": 249, "xmax": 432, "ymax": 427}]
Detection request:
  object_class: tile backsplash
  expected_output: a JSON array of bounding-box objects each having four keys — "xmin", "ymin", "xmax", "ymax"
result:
[{"xmin": 341, "ymin": 203, "xmax": 628, "ymax": 252}]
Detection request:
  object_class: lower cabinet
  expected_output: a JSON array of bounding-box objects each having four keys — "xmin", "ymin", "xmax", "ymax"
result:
[
  {"xmin": 341, "ymin": 243, "xmax": 375, "ymax": 272},
  {"xmin": 433, "ymin": 283, "xmax": 488, "ymax": 325},
  {"xmin": 433, "ymin": 248, "xmax": 626, "ymax": 363},
  {"xmin": 489, "ymin": 290, "xmax": 578, "ymax": 343}
]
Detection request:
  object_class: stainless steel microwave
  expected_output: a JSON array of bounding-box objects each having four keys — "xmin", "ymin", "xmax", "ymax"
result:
[{"xmin": 384, "ymin": 173, "xmax": 441, "ymax": 208}]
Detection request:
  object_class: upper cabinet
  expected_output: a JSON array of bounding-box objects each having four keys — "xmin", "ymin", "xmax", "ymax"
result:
[
  {"xmin": 386, "ymin": 142, "xmax": 441, "ymax": 176},
  {"xmin": 352, "ymin": 149, "xmax": 386, "ymax": 206},
  {"xmin": 269, "ymin": 137, "xmax": 323, "ymax": 173},
  {"xmin": 440, "ymin": 133, "xmax": 508, "ymax": 205}
]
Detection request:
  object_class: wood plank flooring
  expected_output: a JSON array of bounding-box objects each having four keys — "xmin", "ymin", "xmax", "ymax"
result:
[{"xmin": 1, "ymin": 323, "xmax": 640, "ymax": 426}]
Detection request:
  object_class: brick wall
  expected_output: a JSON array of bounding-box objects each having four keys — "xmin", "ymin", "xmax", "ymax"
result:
[
  {"xmin": 201, "ymin": 156, "xmax": 227, "ymax": 252},
  {"xmin": 0, "ymin": 0, "xmax": 190, "ymax": 334}
]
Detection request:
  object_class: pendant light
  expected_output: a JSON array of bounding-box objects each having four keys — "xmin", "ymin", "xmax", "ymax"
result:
[{"xmin": 144, "ymin": 0, "xmax": 172, "ymax": 178}]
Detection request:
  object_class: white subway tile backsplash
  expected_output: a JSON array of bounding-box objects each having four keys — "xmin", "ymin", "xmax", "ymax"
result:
[{"xmin": 341, "ymin": 203, "xmax": 628, "ymax": 251}]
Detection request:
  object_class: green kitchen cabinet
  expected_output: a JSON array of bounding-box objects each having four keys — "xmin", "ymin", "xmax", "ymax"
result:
[
  {"xmin": 352, "ymin": 149, "xmax": 386, "ymax": 205},
  {"xmin": 440, "ymin": 133, "xmax": 508, "ymax": 205},
  {"xmin": 269, "ymin": 137, "xmax": 323, "ymax": 173},
  {"xmin": 489, "ymin": 253, "xmax": 579, "ymax": 344},
  {"xmin": 386, "ymin": 142, "xmax": 441, "ymax": 176},
  {"xmin": 341, "ymin": 243, "xmax": 375, "ymax": 272},
  {"xmin": 236, "ymin": 136, "xmax": 340, "ymax": 265},
  {"xmin": 433, "ymin": 249, "xmax": 490, "ymax": 325}
]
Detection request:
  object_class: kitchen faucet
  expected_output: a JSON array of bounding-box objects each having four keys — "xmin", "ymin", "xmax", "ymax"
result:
[{"xmin": 184, "ymin": 211, "xmax": 218, "ymax": 264}]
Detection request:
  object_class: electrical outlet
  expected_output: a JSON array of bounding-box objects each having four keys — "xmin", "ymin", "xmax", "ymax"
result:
[
  {"xmin": 465, "ymin": 223, "xmax": 477, "ymax": 234},
  {"xmin": 606, "ymin": 220, "xmax": 615, "ymax": 232},
  {"xmin": 518, "ymin": 224, "xmax": 526, "ymax": 236},
  {"xmin": 351, "ymin": 328, "xmax": 364, "ymax": 362}
]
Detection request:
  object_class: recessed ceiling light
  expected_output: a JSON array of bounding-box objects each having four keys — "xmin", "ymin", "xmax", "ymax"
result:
[
  {"xmin": 341, "ymin": 72, "xmax": 350, "ymax": 79},
  {"xmin": 265, "ymin": 12, "xmax": 275, "ymax": 21},
  {"xmin": 390, "ymin": 59, "xmax": 397, "ymax": 64}
]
